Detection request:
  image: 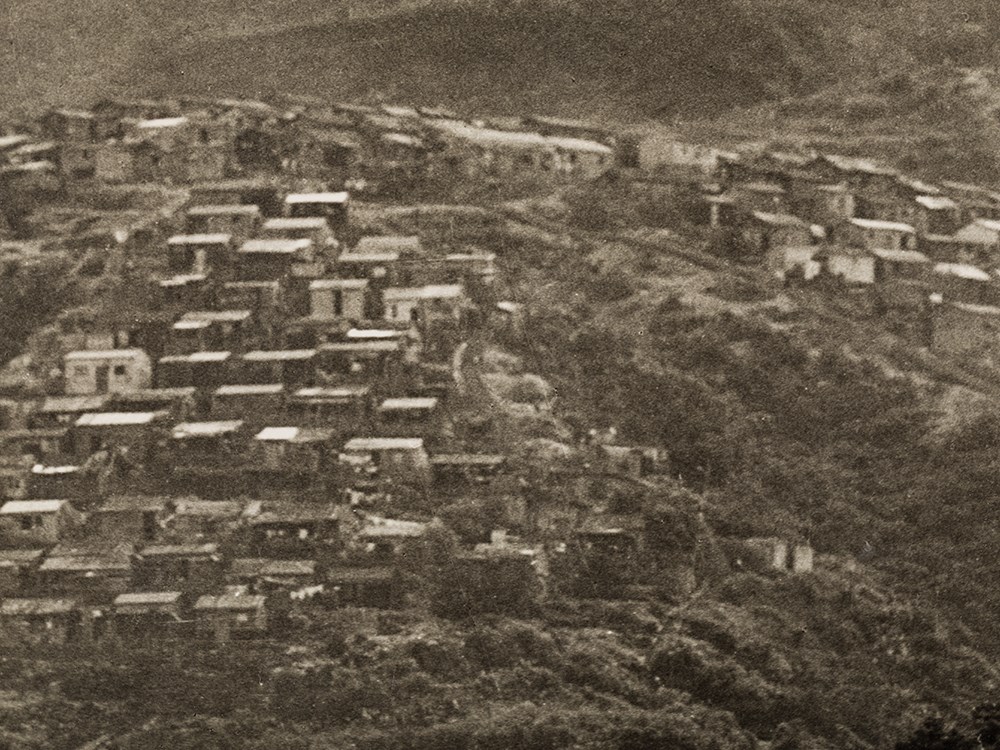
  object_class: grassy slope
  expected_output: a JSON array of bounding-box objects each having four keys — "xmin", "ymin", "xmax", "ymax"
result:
[{"xmin": 2, "ymin": 0, "xmax": 989, "ymax": 119}]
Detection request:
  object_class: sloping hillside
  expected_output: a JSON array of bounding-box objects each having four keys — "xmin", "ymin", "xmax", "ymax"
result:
[{"xmin": 5, "ymin": 0, "xmax": 999, "ymax": 121}]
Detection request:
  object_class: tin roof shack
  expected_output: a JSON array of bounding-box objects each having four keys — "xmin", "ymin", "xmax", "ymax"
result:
[
  {"xmin": 737, "ymin": 538, "xmax": 814, "ymax": 574},
  {"xmin": 309, "ymin": 279, "xmax": 369, "ymax": 322},
  {"xmin": 36, "ymin": 545, "xmax": 134, "ymax": 602},
  {"xmin": 260, "ymin": 216, "xmax": 337, "ymax": 248},
  {"xmin": 166, "ymin": 233, "xmax": 233, "ymax": 277},
  {"xmin": 0, "ymin": 427, "xmax": 69, "ymax": 467},
  {"xmin": 808, "ymin": 154, "xmax": 899, "ymax": 191},
  {"xmin": 913, "ymin": 195, "xmax": 963, "ymax": 236},
  {"xmin": 871, "ymin": 248, "xmax": 932, "ymax": 284},
  {"xmin": 189, "ymin": 179, "xmax": 284, "ymax": 217},
  {"xmin": 94, "ymin": 139, "xmax": 159, "ymax": 183},
  {"xmin": 359, "ymin": 516, "xmax": 427, "ymax": 561},
  {"xmin": 430, "ymin": 453, "xmax": 508, "ymax": 492},
  {"xmin": 592, "ymin": 445, "xmax": 669, "ymax": 480},
  {"xmin": 841, "ymin": 218, "xmax": 918, "ymax": 254},
  {"xmin": 252, "ymin": 426, "xmax": 335, "ymax": 477},
  {"xmin": 247, "ymin": 503, "xmax": 343, "ymax": 559},
  {"xmin": 354, "ymin": 235, "xmax": 422, "ymax": 263},
  {"xmin": 194, "ymin": 589, "xmax": 267, "ymax": 642},
  {"xmin": 241, "ymin": 349, "xmax": 317, "ymax": 389},
  {"xmin": 791, "ymin": 182, "xmax": 856, "ymax": 227},
  {"xmin": 741, "ymin": 211, "xmax": 814, "ymax": 258},
  {"xmin": 335, "ymin": 250, "xmax": 402, "ymax": 286},
  {"xmin": 286, "ymin": 385, "xmax": 372, "ymax": 433},
  {"xmin": 211, "ymin": 384, "xmax": 286, "ymax": 423},
  {"xmin": 167, "ymin": 421, "xmax": 251, "ymax": 494},
  {"xmin": 811, "ymin": 245, "xmax": 877, "ymax": 285},
  {"xmin": 0, "ymin": 598, "xmax": 88, "ymax": 646},
  {"xmin": 439, "ymin": 252, "xmax": 497, "ymax": 288},
  {"xmin": 237, "ymin": 238, "xmax": 315, "ymax": 282},
  {"xmin": 377, "ymin": 397, "xmax": 443, "ymax": 441},
  {"xmin": 628, "ymin": 132, "xmax": 727, "ymax": 175},
  {"xmin": 64, "ymin": 349, "xmax": 152, "ymax": 396},
  {"xmin": 954, "ymin": 219, "xmax": 1000, "ymax": 262},
  {"xmin": 28, "ymin": 464, "xmax": 91, "ymax": 503},
  {"xmin": 325, "ymin": 566, "xmax": 400, "ymax": 608},
  {"xmin": 185, "ymin": 204, "xmax": 261, "ymax": 243},
  {"xmin": 371, "ymin": 132, "xmax": 430, "ymax": 194},
  {"xmin": 0, "ymin": 499, "xmax": 83, "ymax": 546},
  {"xmin": 41, "ymin": 108, "xmax": 98, "ymax": 142},
  {"xmin": 293, "ymin": 128, "xmax": 359, "ymax": 180},
  {"xmin": 107, "ymin": 387, "xmax": 197, "ymax": 422},
  {"xmin": 0, "ymin": 549, "xmax": 45, "ymax": 596},
  {"xmin": 285, "ymin": 192, "xmax": 350, "ymax": 232},
  {"xmin": 153, "ymin": 274, "xmax": 211, "ymax": 315},
  {"xmin": 0, "ymin": 456, "xmax": 36, "ymax": 501},
  {"xmin": 71, "ymin": 411, "xmax": 168, "ymax": 462},
  {"xmin": 932, "ymin": 263, "xmax": 997, "ymax": 306},
  {"xmin": 109, "ymin": 591, "xmax": 187, "ymax": 641},
  {"xmin": 219, "ymin": 280, "xmax": 284, "ymax": 319},
  {"xmin": 342, "ymin": 437, "xmax": 431, "ymax": 489},
  {"xmin": 383, "ymin": 284, "xmax": 466, "ymax": 325},
  {"xmin": 91, "ymin": 495, "xmax": 171, "ymax": 543},
  {"xmin": 173, "ymin": 496, "xmax": 257, "ymax": 537},
  {"xmin": 157, "ymin": 351, "xmax": 232, "ymax": 389},
  {"xmin": 171, "ymin": 310, "xmax": 256, "ymax": 355},
  {"xmin": 134, "ymin": 542, "xmax": 223, "ymax": 594},
  {"xmin": 228, "ymin": 558, "xmax": 316, "ymax": 595},
  {"xmin": 30, "ymin": 395, "xmax": 110, "ymax": 429},
  {"xmin": 435, "ymin": 545, "xmax": 543, "ymax": 618},
  {"xmin": 941, "ymin": 181, "xmax": 1000, "ymax": 223},
  {"xmin": 432, "ymin": 121, "xmax": 613, "ymax": 181}
]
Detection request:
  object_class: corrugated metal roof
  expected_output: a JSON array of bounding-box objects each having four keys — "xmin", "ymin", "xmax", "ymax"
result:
[
  {"xmin": 239, "ymin": 238, "xmax": 312, "ymax": 254},
  {"xmin": 344, "ymin": 437, "xmax": 424, "ymax": 451},
  {"xmin": 243, "ymin": 349, "xmax": 316, "ymax": 361},
  {"xmin": 64, "ymin": 349, "xmax": 145, "ymax": 361},
  {"xmin": 850, "ymin": 218, "xmax": 916, "ymax": 234},
  {"xmin": 194, "ymin": 593, "xmax": 265, "ymax": 610},
  {"xmin": 230, "ymin": 558, "xmax": 315, "ymax": 577},
  {"xmin": 172, "ymin": 420, "xmax": 243, "ymax": 439},
  {"xmin": 872, "ymin": 248, "xmax": 930, "ymax": 263},
  {"xmin": 262, "ymin": 217, "xmax": 328, "ymax": 230},
  {"xmin": 0, "ymin": 598, "xmax": 76, "ymax": 616},
  {"xmin": 167, "ymin": 233, "xmax": 232, "ymax": 245},
  {"xmin": 285, "ymin": 192, "xmax": 349, "ymax": 204},
  {"xmin": 310, "ymin": 278, "xmax": 368, "ymax": 289},
  {"xmin": 113, "ymin": 591, "xmax": 182, "ymax": 606},
  {"xmin": 915, "ymin": 195, "xmax": 958, "ymax": 211},
  {"xmin": 180, "ymin": 310, "xmax": 252, "ymax": 323},
  {"xmin": 0, "ymin": 499, "xmax": 66, "ymax": 514},
  {"xmin": 214, "ymin": 383, "xmax": 284, "ymax": 396},
  {"xmin": 75, "ymin": 411, "xmax": 162, "ymax": 427},
  {"xmin": 383, "ymin": 284, "xmax": 464, "ymax": 301},
  {"xmin": 379, "ymin": 397, "xmax": 438, "ymax": 411},
  {"xmin": 187, "ymin": 204, "xmax": 261, "ymax": 215},
  {"xmin": 933, "ymin": 262, "xmax": 992, "ymax": 282}
]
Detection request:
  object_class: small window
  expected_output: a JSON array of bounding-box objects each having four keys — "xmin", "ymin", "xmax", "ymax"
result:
[
  {"xmin": 73, "ymin": 365, "xmax": 90, "ymax": 378},
  {"xmin": 113, "ymin": 364, "xmax": 127, "ymax": 376},
  {"xmin": 19, "ymin": 515, "xmax": 39, "ymax": 531}
]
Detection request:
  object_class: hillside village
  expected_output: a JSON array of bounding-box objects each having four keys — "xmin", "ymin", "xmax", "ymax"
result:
[
  {"xmin": 0, "ymin": 94, "xmax": 1000, "ymax": 664},
  {"xmin": 0, "ymin": 97, "xmax": 846, "ymax": 648}
]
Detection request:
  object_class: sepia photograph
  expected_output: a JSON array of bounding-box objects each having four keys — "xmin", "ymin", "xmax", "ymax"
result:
[{"xmin": 2, "ymin": 1, "xmax": 1000, "ymax": 748}]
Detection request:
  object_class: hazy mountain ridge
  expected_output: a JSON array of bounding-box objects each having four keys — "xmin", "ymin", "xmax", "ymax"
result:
[{"xmin": 5, "ymin": 0, "xmax": 998, "ymax": 120}]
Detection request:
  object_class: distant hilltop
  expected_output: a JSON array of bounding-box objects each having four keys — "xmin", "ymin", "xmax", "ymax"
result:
[{"xmin": 5, "ymin": 0, "xmax": 1000, "ymax": 122}]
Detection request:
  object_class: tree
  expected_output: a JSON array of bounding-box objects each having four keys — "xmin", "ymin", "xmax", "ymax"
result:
[{"xmin": 895, "ymin": 717, "xmax": 975, "ymax": 750}]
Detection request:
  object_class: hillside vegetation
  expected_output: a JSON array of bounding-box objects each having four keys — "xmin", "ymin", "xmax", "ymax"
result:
[{"xmin": 5, "ymin": 0, "xmax": 1000, "ymax": 122}]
